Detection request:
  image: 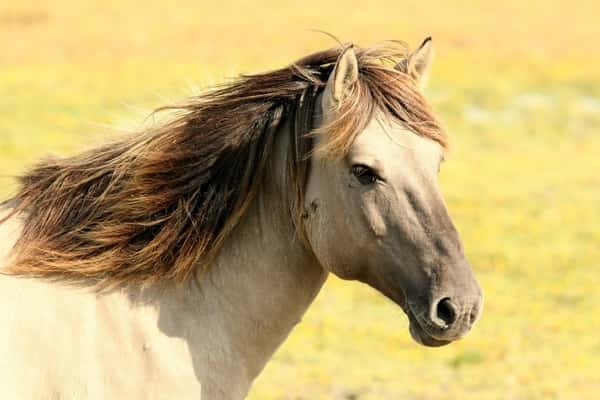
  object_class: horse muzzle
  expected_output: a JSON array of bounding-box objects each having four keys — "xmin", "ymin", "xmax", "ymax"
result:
[{"xmin": 407, "ymin": 293, "xmax": 483, "ymax": 347}]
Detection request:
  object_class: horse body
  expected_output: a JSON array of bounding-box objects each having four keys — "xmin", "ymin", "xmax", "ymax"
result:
[{"xmin": 0, "ymin": 39, "xmax": 483, "ymax": 399}]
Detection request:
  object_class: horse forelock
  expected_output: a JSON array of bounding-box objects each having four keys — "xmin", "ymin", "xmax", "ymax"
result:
[{"xmin": 2, "ymin": 41, "xmax": 447, "ymax": 289}]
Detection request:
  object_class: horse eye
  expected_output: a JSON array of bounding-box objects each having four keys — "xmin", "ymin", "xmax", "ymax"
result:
[{"xmin": 351, "ymin": 164, "xmax": 379, "ymax": 185}]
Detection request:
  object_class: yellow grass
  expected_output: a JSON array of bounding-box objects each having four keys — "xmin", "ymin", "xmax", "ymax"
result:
[{"xmin": 1, "ymin": 1, "xmax": 599, "ymax": 398}]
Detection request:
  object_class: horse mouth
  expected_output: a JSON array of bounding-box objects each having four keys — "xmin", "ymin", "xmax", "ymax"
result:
[
  {"xmin": 371, "ymin": 275, "xmax": 463, "ymax": 347},
  {"xmin": 402, "ymin": 302, "xmax": 454, "ymax": 347},
  {"xmin": 394, "ymin": 296, "xmax": 453, "ymax": 347},
  {"xmin": 408, "ymin": 320, "xmax": 451, "ymax": 347}
]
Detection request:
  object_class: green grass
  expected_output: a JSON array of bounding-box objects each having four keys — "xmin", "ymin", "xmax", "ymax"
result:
[{"xmin": 1, "ymin": 1, "xmax": 599, "ymax": 398}]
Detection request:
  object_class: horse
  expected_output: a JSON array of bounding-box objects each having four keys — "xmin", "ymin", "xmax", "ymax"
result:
[{"xmin": 0, "ymin": 38, "xmax": 483, "ymax": 399}]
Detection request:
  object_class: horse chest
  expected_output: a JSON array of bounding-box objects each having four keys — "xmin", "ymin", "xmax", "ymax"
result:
[{"xmin": 0, "ymin": 276, "xmax": 202, "ymax": 399}]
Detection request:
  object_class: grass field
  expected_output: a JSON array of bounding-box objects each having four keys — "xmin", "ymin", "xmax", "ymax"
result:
[{"xmin": 1, "ymin": 1, "xmax": 599, "ymax": 399}]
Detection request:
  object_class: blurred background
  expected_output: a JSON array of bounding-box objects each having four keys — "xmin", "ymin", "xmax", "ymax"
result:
[{"xmin": 1, "ymin": 1, "xmax": 599, "ymax": 399}]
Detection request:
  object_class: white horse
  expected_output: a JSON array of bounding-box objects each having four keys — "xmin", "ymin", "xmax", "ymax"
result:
[{"xmin": 0, "ymin": 38, "xmax": 482, "ymax": 399}]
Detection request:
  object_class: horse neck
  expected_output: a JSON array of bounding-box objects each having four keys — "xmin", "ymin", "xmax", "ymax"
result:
[
  {"xmin": 0, "ymin": 118, "xmax": 327, "ymax": 398},
  {"xmin": 183, "ymin": 119, "xmax": 327, "ymax": 396}
]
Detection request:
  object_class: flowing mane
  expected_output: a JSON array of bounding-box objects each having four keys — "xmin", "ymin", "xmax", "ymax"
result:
[{"xmin": 1, "ymin": 42, "xmax": 447, "ymax": 289}]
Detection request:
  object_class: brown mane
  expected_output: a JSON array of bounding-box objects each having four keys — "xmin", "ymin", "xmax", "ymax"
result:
[{"xmin": 1, "ymin": 42, "xmax": 447, "ymax": 289}]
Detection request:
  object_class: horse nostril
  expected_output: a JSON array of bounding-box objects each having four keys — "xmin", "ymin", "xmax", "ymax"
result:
[
  {"xmin": 434, "ymin": 297, "xmax": 457, "ymax": 328},
  {"xmin": 469, "ymin": 303, "xmax": 481, "ymax": 325}
]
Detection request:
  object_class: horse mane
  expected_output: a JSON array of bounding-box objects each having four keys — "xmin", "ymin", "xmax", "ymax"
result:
[{"xmin": 1, "ymin": 42, "xmax": 447, "ymax": 289}]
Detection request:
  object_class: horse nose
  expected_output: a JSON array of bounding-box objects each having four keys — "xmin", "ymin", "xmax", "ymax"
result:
[{"xmin": 430, "ymin": 297, "xmax": 458, "ymax": 329}]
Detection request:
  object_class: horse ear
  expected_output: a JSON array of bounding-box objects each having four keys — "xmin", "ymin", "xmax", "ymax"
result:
[
  {"xmin": 323, "ymin": 45, "xmax": 359, "ymax": 110},
  {"xmin": 396, "ymin": 37, "xmax": 434, "ymax": 89}
]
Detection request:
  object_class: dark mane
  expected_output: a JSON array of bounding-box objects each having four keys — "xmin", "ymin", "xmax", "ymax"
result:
[{"xmin": 1, "ymin": 42, "xmax": 447, "ymax": 289}]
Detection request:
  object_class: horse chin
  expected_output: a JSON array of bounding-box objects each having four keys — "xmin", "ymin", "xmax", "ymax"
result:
[{"xmin": 408, "ymin": 320, "xmax": 452, "ymax": 348}]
